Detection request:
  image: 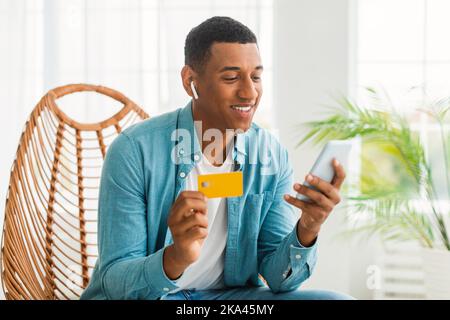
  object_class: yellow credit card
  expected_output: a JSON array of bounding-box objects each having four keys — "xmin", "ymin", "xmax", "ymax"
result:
[{"xmin": 198, "ymin": 171, "xmax": 243, "ymax": 198}]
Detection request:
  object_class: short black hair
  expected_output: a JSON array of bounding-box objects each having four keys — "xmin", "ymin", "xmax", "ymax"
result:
[{"xmin": 184, "ymin": 16, "xmax": 258, "ymax": 72}]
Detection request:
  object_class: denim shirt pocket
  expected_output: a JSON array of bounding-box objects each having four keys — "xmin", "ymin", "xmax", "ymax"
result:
[{"xmin": 241, "ymin": 192, "xmax": 273, "ymax": 240}]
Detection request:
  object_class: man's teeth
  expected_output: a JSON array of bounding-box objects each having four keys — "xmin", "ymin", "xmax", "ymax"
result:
[{"xmin": 231, "ymin": 105, "xmax": 252, "ymax": 112}]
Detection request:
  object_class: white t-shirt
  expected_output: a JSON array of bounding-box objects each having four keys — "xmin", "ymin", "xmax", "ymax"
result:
[{"xmin": 170, "ymin": 149, "xmax": 233, "ymax": 293}]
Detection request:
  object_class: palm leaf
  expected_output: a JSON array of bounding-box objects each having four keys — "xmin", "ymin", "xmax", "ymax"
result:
[{"xmin": 298, "ymin": 88, "xmax": 450, "ymax": 250}]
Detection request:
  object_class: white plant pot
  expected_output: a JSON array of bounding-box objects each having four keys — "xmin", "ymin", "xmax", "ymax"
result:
[{"xmin": 421, "ymin": 247, "xmax": 450, "ymax": 299}]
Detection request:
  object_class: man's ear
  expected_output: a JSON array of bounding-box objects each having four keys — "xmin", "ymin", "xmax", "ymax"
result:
[{"xmin": 181, "ymin": 65, "xmax": 198, "ymax": 99}]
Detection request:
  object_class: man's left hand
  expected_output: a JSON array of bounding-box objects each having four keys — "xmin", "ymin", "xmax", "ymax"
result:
[{"xmin": 284, "ymin": 159, "xmax": 346, "ymax": 246}]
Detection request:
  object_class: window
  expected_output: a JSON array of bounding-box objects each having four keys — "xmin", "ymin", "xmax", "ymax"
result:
[
  {"xmin": 32, "ymin": 0, "xmax": 274, "ymax": 127},
  {"xmin": 355, "ymin": 0, "xmax": 450, "ymax": 199}
]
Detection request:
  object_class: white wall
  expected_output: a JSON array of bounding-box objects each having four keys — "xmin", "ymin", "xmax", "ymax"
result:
[{"xmin": 273, "ymin": 0, "xmax": 374, "ymax": 299}]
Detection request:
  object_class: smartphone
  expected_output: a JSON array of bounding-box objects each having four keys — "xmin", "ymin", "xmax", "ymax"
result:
[{"xmin": 296, "ymin": 140, "xmax": 353, "ymax": 202}]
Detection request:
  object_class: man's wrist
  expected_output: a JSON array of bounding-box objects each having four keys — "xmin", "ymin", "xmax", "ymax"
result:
[
  {"xmin": 297, "ymin": 218, "xmax": 319, "ymax": 247},
  {"xmin": 163, "ymin": 245, "xmax": 188, "ymax": 280}
]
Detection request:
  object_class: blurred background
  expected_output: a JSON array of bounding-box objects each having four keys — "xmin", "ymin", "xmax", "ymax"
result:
[{"xmin": 1, "ymin": 0, "xmax": 450, "ymax": 300}]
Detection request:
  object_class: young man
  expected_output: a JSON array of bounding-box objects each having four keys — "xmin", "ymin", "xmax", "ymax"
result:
[{"xmin": 81, "ymin": 16, "xmax": 352, "ymax": 300}]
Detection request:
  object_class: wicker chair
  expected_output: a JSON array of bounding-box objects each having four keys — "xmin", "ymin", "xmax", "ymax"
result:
[{"xmin": 0, "ymin": 84, "xmax": 149, "ymax": 299}]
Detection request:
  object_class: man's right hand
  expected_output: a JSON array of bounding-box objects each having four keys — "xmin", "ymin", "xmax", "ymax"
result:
[{"xmin": 163, "ymin": 191, "xmax": 208, "ymax": 280}]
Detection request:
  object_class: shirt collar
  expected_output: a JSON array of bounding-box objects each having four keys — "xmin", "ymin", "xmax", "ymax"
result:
[{"xmin": 176, "ymin": 100, "xmax": 247, "ymax": 164}]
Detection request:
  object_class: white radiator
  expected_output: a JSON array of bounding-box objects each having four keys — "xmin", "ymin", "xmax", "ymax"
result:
[{"xmin": 373, "ymin": 242, "xmax": 426, "ymax": 300}]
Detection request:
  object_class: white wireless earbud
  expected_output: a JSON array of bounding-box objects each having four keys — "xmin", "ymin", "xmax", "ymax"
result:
[{"xmin": 190, "ymin": 81, "xmax": 199, "ymax": 100}]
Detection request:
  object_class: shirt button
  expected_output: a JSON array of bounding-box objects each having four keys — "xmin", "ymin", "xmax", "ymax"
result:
[
  {"xmin": 295, "ymin": 254, "xmax": 302, "ymax": 260},
  {"xmin": 163, "ymin": 288, "xmax": 169, "ymax": 292},
  {"xmin": 179, "ymin": 172, "xmax": 186, "ymax": 178},
  {"xmin": 194, "ymin": 154, "xmax": 200, "ymax": 161}
]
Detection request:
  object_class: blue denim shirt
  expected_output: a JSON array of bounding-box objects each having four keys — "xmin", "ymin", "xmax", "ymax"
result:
[{"xmin": 80, "ymin": 101, "xmax": 318, "ymax": 300}]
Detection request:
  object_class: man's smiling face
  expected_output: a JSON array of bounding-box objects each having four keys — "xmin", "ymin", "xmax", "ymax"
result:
[{"xmin": 193, "ymin": 42, "xmax": 263, "ymax": 133}]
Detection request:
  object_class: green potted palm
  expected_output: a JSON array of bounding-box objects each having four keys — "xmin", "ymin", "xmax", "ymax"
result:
[{"xmin": 298, "ymin": 88, "xmax": 450, "ymax": 299}]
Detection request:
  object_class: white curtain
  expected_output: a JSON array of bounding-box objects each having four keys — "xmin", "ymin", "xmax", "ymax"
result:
[{"xmin": 0, "ymin": 0, "xmax": 273, "ymax": 299}]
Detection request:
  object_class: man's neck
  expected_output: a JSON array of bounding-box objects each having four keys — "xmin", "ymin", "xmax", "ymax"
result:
[{"xmin": 192, "ymin": 102, "xmax": 234, "ymax": 166}]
